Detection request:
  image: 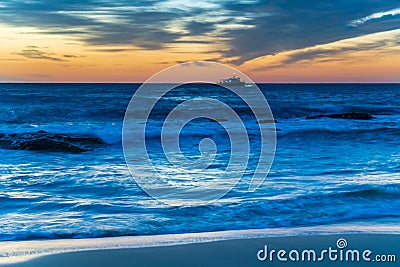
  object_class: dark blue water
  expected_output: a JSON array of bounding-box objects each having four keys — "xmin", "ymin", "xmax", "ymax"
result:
[{"xmin": 1, "ymin": 83, "xmax": 400, "ymax": 241}]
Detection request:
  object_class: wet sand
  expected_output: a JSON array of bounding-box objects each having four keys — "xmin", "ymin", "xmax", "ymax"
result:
[{"xmin": 1, "ymin": 225, "xmax": 399, "ymax": 267}]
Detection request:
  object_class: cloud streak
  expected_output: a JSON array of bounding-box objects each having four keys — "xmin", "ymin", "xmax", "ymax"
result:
[
  {"xmin": 16, "ymin": 46, "xmax": 74, "ymax": 62},
  {"xmin": 246, "ymin": 29, "xmax": 400, "ymax": 71},
  {"xmin": 349, "ymin": 7, "xmax": 400, "ymax": 27}
]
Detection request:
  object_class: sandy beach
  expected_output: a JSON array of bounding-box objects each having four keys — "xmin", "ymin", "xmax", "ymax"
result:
[{"xmin": 1, "ymin": 224, "xmax": 399, "ymax": 267}]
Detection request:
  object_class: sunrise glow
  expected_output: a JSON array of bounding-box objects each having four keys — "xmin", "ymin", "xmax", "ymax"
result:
[{"xmin": 0, "ymin": 1, "xmax": 399, "ymax": 82}]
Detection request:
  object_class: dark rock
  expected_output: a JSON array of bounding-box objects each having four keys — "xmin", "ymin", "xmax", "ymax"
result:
[
  {"xmin": 10, "ymin": 138, "xmax": 85, "ymax": 153},
  {"xmin": 306, "ymin": 112, "xmax": 375, "ymax": 120},
  {"xmin": 0, "ymin": 131, "xmax": 108, "ymax": 153},
  {"xmin": 258, "ymin": 119, "xmax": 278, "ymax": 124}
]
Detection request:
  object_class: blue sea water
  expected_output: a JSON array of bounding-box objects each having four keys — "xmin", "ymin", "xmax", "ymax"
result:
[{"xmin": 1, "ymin": 83, "xmax": 400, "ymax": 241}]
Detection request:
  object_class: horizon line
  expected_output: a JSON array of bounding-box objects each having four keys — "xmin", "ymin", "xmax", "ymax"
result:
[{"xmin": 1, "ymin": 82, "xmax": 400, "ymax": 84}]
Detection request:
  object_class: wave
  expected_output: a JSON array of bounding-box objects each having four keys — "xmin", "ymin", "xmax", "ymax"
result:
[
  {"xmin": 0, "ymin": 107, "xmax": 126, "ymax": 124},
  {"xmin": 1, "ymin": 183, "xmax": 399, "ymax": 242},
  {"xmin": 1, "ymin": 123, "xmax": 397, "ymax": 150},
  {"xmin": 227, "ymin": 184, "xmax": 400, "ymax": 228},
  {"xmin": 278, "ymin": 126, "xmax": 400, "ymax": 139},
  {"xmin": 313, "ymin": 185, "xmax": 400, "ymax": 199},
  {"xmin": 2, "ymin": 97, "xmax": 398, "ymax": 124},
  {"xmin": 271, "ymin": 104, "xmax": 399, "ymax": 119},
  {"xmin": 339, "ymin": 187, "xmax": 400, "ymax": 198}
]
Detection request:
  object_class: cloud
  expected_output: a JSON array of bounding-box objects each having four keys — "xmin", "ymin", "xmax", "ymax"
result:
[
  {"xmin": 281, "ymin": 39, "xmax": 396, "ymax": 66},
  {"xmin": 63, "ymin": 54, "xmax": 78, "ymax": 58},
  {"xmin": 185, "ymin": 21, "xmax": 215, "ymax": 36},
  {"xmin": 219, "ymin": 1, "xmax": 400, "ymax": 64},
  {"xmin": 16, "ymin": 46, "xmax": 73, "ymax": 61},
  {"xmin": 247, "ymin": 29, "xmax": 400, "ymax": 71},
  {"xmin": 0, "ymin": 0, "xmax": 400, "ymax": 64},
  {"xmin": 0, "ymin": 58, "xmax": 22, "ymax": 61},
  {"xmin": 349, "ymin": 7, "xmax": 400, "ymax": 27},
  {"xmin": 0, "ymin": 0, "xmax": 185, "ymax": 49}
]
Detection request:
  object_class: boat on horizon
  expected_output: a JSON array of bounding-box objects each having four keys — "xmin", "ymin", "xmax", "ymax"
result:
[{"xmin": 217, "ymin": 74, "xmax": 254, "ymax": 87}]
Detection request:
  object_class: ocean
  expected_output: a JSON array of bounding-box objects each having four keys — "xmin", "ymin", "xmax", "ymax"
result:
[{"xmin": 1, "ymin": 83, "xmax": 400, "ymax": 241}]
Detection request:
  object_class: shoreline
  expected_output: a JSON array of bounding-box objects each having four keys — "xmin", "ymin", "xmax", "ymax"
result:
[{"xmin": 1, "ymin": 222, "xmax": 400, "ymax": 266}]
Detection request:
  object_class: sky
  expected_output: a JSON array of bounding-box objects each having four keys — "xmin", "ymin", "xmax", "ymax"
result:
[{"xmin": 0, "ymin": 0, "xmax": 399, "ymax": 82}]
